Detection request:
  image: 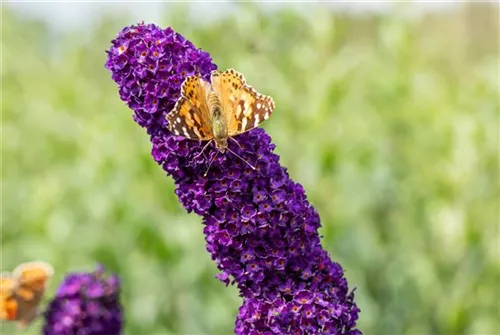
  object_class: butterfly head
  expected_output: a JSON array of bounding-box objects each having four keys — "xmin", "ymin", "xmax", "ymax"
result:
[{"xmin": 214, "ymin": 138, "xmax": 228, "ymax": 153}]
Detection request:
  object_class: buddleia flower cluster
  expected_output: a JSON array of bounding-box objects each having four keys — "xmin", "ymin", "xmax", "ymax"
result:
[
  {"xmin": 105, "ymin": 22, "xmax": 362, "ymax": 334},
  {"xmin": 42, "ymin": 265, "xmax": 122, "ymax": 335}
]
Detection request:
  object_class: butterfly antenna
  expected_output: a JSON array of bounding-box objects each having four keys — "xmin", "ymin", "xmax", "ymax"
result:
[
  {"xmin": 226, "ymin": 147, "xmax": 256, "ymax": 170},
  {"xmin": 203, "ymin": 150, "xmax": 219, "ymax": 177},
  {"xmin": 194, "ymin": 140, "xmax": 212, "ymax": 159}
]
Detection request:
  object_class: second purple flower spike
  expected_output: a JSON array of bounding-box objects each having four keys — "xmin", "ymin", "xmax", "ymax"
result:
[{"xmin": 42, "ymin": 265, "xmax": 122, "ymax": 335}]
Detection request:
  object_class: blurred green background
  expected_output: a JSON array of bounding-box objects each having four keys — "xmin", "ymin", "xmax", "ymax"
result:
[{"xmin": 2, "ymin": 2, "xmax": 499, "ymax": 335}]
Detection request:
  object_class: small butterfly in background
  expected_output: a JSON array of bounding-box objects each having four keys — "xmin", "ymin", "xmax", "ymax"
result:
[
  {"xmin": 0, "ymin": 261, "xmax": 54, "ymax": 327},
  {"xmin": 166, "ymin": 69, "xmax": 275, "ymax": 175}
]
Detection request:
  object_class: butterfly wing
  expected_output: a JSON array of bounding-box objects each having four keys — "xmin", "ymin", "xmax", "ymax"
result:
[
  {"xmin": 0, "ymin": 273, "xmax": 18, "ymax": 321},
  {"xmin": 211, "ymin": 69, "xmax": 245, "ymax": 134},
  {"xmin": 211, "ymin": 69, "xmax": 275, "ymax": 136},
  {"xmin": 12, "ymin": 261, "xmax": 53, "ymax": 325},
  {"xmin": 166, "ymin": 75, "xmax": 213, "ymax": 140},
  {"xmin": 229, "ymin": 84, "xmax": 275, "ymax": 135},
  {"xmin": 211, "ymin": 68, "xmax": 246, "ymax": 120}
]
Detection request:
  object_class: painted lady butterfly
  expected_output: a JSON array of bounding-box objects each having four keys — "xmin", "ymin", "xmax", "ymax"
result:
[
  {"xmin": 0, "ymin": 261, "xmax": 53, "ymax": 327},
  {"xmin": 166, "ymin": 69, "xmax": 275, "ymax": 153}
]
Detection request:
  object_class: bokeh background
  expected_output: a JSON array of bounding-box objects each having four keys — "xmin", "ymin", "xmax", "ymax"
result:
[{"xmin": 2, "ymin": 2, "xmax": 499, "ymax": 335}]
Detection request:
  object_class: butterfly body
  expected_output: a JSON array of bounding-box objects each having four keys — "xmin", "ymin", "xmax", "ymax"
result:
[
  {"xmin": 166, "ymin": 69, "xmax": 275, "ymax": 153},
  {"xmin": 207, "ymin": 92, "xmax": 229, "ymax": 152}
]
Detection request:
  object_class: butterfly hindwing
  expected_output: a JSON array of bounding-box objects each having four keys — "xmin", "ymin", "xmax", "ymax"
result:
[
  {"xmin": 14, "ymin": 262, "xmax": 53, "ymax": 301},
  {"xmin": 166, "ymin": 75, "xmax": 212, "ymax": 140}
]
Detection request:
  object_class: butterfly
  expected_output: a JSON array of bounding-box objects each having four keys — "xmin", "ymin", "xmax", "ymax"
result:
[
  {"xmin": 0, "ymin": 261, "xmax": 54, "ymax": 327},
  {"xmin": 166, "ymin": 69, "xmax": 275, "ymax": 156}
]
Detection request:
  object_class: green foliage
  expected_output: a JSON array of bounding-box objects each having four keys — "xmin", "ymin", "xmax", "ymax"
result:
[{"xmin": 2, "ymin": 3, "xmax": 499, "ymax": 334}]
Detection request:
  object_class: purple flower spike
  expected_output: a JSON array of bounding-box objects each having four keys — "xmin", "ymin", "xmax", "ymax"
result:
[
  {"xmin": 42, "ymin": 265, "xmax": 122, "ymax": 335},
  {"xmin": 106, "ymin": 22, "xmax": 361, "ymax": 334}
]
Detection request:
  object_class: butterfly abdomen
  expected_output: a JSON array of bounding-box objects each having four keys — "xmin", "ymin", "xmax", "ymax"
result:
[{"xmin": 208, "ymin": 92, "xmax": 221, "ymax": 111}]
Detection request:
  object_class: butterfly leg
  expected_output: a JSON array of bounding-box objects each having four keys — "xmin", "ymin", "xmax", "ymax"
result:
[
  {"xmin": 193, "ymin": 140, "xmax": 213, "ymax": 159},
  {"xmin": 229, "ymin": 137, "xmax": 243, "ymax": 149},
  {"xmin": 226, "ymin": 147, "xmax": 256, "ymax": 171},
  {"xmin": 203, "ymin": 150, "xmax": 219, "ymax": 177}
]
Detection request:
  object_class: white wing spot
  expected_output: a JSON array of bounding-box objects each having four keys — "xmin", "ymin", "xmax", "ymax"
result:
[
  {"xmin": 182, "ymin": 126, "xmax": 189, "ymax": 137},
  {"xmin": 264, "ymin": 112, "xmax": 269, "ymax": 120},
  {"xmin": 176, "ymin": 117, "xmax": 181, "ymax": 123},
  {"xmin": 174, "ymin": 129, "xmax": 180, "ymax": 135},
  {"xmin": 243, "ymin": 102, "xmax": 252, "ymax": 117},
  {"xmin": 254, "ymin": 114, "xmax": 260, "ymax": 127},
  {"xmin": 241, "ymin": 117, "xmax": 248, "ymax": 130},
  {"xmin": 257, "ymin": 103, "xmax": 261, "ymax": 109}
]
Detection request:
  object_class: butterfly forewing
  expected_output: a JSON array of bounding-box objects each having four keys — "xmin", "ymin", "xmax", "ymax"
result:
[
  {"xmin": 230, "ymin": 85, "xmax": 275, "ymax": 134},
  {"xmin": 211, "ymin": 69, "xmax": 274, "ymax": 135},
  {"xmin": 166, "ymin": 75, "xmax": 212, "ymax": 140},
  {"xmin": 211, "ymin": 69, "xmax": 246, "ymax": 113}
]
